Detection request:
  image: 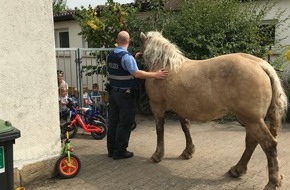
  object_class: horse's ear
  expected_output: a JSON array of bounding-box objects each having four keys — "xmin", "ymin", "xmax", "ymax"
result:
[{"xmin": 140, "ymin": 32, "xmax": 147, "ymax": 42}]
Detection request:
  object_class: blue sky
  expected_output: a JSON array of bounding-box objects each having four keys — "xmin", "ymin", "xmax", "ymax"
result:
[{"xmin": 66, "ymin": 0, "xmax": 134, "ymax": 8}]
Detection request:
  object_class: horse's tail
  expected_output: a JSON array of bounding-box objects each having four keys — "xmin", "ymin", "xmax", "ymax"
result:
[{"xmin": 260, "ymin": 62, "xmax": 288, "ymax": 137}]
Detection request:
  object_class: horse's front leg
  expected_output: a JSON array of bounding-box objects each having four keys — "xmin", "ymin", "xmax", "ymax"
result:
[
  {"xmin": 150, "ymin": 116, "xmax": 165, "ymax": 163},
  {"xmin": 178, "ymin": 117, "xmax": 194, "ymax": 159}
]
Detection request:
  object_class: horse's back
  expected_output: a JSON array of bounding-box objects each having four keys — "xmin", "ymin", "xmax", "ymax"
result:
[{"xmin": 146, "ymin": 53, "xmax": 272, "ymax": 121}]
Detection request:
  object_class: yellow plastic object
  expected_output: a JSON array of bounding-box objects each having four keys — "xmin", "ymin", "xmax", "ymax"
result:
[{"xmin": 15, "ymin": 187, "xmax": 25, "ymax": 190}]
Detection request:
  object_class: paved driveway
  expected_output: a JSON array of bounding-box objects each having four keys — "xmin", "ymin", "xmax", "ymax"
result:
[{"xmin": 26, "ymin": 115, "xmax": 290, "ymax": 190}]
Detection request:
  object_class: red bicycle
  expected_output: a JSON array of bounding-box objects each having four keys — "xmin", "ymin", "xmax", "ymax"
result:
[{"xmin": 61, "ymin": 104, "xmax": 107, "ymax": 140}]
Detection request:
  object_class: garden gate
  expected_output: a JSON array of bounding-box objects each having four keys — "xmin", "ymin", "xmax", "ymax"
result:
[{"xmin": 56, "ymin": 48, "xmax": 113, "ymax": 107}]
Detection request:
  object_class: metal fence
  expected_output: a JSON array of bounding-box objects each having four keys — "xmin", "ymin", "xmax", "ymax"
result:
[{"xmin": 56, "ymin": 48, "xmax": 113, "ymax": 107}]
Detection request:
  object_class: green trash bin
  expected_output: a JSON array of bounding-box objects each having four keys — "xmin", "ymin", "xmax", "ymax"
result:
[{"xmin": 0, "ymin": 120, "xmax": 20, "ymax": 190}]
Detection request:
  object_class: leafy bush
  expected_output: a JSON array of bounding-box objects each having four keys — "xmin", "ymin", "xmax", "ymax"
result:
[
  {"xmin": 162, "ymin": 0, "xmax": 282, "ymax": 60},
  {"xmin": 74, "ymin": 0, "xmax": 140, "ymax": 48}
]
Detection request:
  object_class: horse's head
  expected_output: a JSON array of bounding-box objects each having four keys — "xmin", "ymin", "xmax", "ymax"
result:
[
  {"xmin": 134, "ymin": 32, "xmax": 148, "ymax": 60},
  {"xmin": 138, "ymin": 31, "xmax": 187, "ymax": 72}
]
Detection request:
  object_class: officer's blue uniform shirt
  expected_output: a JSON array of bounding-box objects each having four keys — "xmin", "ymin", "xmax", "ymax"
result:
[{"xmin": 113, "ymin": 46, "xmax": 139, "ymax": 75}]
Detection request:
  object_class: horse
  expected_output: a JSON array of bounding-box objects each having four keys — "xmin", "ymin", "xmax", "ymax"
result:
[{"xmin": 137, "ymin": 31, "xmax": 288, "ymax": 190}]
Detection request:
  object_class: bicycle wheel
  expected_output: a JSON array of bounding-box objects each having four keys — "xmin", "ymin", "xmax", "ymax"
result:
[
  {"xmin": 61, "ymin": 123, "xmax": 78, "ymax": 139},
  {"xmin": 91, "ymin": 120, "xmax": 107, "ymax": 140},
  {"xmin": 56, "ymin": 153, "xmax": 81, "ymax": 179},
  {"xmin": 91, "ymin": 115, "xmax": 107, "ymax": 125}
]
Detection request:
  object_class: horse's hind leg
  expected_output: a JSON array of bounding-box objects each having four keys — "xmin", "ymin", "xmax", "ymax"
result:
[
  {"xmin": 230, "ymin": 120, "xmax": 282, "ymax": 189},
  {"xmin": 258, "ymin": 124, "xmax": 282, "ymax": 189},
  {"xmin": 150, "ymin": 116, "xmax": 165, "ymax": 163},
  {"xmin": 228, "ymin": 130, "xmax": 258, "ymax": 177},
  {"xmin": 178, "ymin": 117, "xmax": 195, "ymax": 160}
]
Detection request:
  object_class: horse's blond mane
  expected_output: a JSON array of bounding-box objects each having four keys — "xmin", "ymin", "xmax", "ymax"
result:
[{"xmin": 143, "ymin": 31, "xmax": 187, "ymax": 72}]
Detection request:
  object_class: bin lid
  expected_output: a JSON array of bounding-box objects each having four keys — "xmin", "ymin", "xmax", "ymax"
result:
[{"xmin": 0, "ymin": 120, "xmax": 14, "ymax": 134}]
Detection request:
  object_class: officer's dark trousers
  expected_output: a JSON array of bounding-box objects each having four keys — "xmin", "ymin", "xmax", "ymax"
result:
[{"xmin": 107, "ymin": 89, "xmax": 136, "ymax": 156}]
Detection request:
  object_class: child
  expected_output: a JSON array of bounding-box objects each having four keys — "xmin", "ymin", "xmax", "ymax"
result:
[
  {"xmin": 89, "ymin": 83, "xmax": 102, "ymax": 104},
  {"xmin": 59, "ymin": 87, "xmax": 70, "ymax": 120},
  {"xmin": 57, "ymin": 70, "xmax": 68, "ymax": 95},
  {"xmin": 71, "ymin": 87, "xmax": 79, "ymax": 106},
  {"xmin": 59, "ymin": 87, "xmax": 69, "ymax": 110},
  {"xmin": 83, "ymin": 86, "xmax": 93, "ymax": 108},
  {"xmin": 89, "ymin": 83, "xmax": 105, "ymax": 116}
]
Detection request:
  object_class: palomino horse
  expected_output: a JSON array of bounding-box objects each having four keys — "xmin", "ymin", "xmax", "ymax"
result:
[{"xmin": 137, "ymin": 31, "xmax": 287, "ymax": 190}]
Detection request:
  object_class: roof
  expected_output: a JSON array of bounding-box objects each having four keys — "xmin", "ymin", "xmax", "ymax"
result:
[{"xmin": 54, "ymin": 10, "xmax": 75, "ymax": 22}]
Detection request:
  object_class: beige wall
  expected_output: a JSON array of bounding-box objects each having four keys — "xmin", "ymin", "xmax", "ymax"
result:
[
  {"xmin": 54, "ymin": 20, "xmax": 84, "ymax": 48},
  {"xmin": 263, "ymin": 0, "xmax": 290, "ymax": 47},
  {"xmin": 0, "ymin": 1, "xmax": 60, "ymax": 168}
]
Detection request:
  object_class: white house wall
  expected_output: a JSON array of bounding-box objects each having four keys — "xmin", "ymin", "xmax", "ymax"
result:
[
  {"xmin": 277, "ymin": 0, "xmax": 290, "ymax": 46},
  {"xmin": 54, "ymin": 20, "xmax": 84, "ymax": 48},
  {"xmin": 0, "ymin": 1, "xmax": 60, "ymax": 168},
  {"xmin": 258, "ymin": 0, "xmax": 290, "ymax": 47}
]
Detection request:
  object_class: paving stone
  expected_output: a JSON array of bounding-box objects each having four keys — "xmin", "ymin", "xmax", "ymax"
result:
[{"xmin": 25, "ymin": 115, "xmax": 290, "ymax": 190}]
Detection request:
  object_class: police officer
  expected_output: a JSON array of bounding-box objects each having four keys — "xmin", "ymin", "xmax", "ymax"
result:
[{"xmin": 106, "ymin": 31, "xmax": 168, "ymax": 160}]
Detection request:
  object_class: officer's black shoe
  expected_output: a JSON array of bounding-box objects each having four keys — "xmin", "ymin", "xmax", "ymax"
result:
[
  {"xmin": 108, "ymin": 153, "xmax": 113, "ymax": 158},
  {"xmin": 113, "ymin": 151, "xmax": 134, "ymax": 160}
]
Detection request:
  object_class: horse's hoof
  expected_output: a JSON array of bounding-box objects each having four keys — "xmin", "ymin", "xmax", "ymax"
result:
[
  {"xmin": 150, "ymin": 154, "xmax": 162, "ymax": 163},
  {"xmin": 149, "ymin": 157, "xmax": 161, "ymax": 163},
  {"xmin": 227, "ymin": 166, "xmax": 246, "ymax": 178},
  {"xmin": 179, "ymin": 152, "xmax": 193, "ymax": 160},
  {"xmin": 148, "ymin": 157, "xmax": 159, "ymax": 163},
  {"xmin": 263, "ymin": 183, "xmax": 277, "ymax": 190}
]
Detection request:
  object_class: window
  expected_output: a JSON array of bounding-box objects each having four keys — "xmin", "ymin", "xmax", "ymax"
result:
[
  {"xmin": 87, "ymin": 40, "xmax": 94, "ymax": 48},
  {"xmin": 59, "ymin": 31, "xmax": 69, "ymax": 48},
  {"xmin": 55, "ymin": 29, "xmax": 70, "ymax": 48},
  {"xmin": 259, "ymin": 20, "xmax": 277, "ymax": 46}
]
